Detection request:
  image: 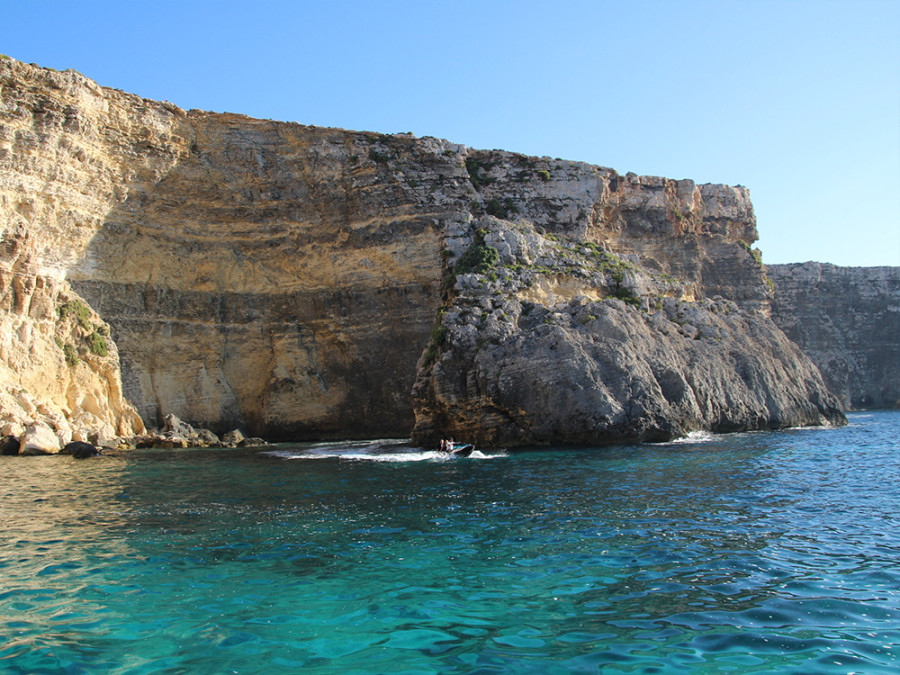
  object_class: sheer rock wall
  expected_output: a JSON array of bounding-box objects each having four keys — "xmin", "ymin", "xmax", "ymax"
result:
[
  {"xmin": 769, "ymin": 263, "xmax": 900, "ymax": 410},
  {"xmin": 0, "ymin": 57, "xmax": 844, "ymax": 445}
]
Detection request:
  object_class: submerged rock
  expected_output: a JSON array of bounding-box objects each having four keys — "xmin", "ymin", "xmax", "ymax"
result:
[
  {"xmin": 63, "ymin": 441, "xmax": 101, "ymax": 459},
  {"xmin": 239, "ymin": 437, "xmax": 269, "ymax": 447}
]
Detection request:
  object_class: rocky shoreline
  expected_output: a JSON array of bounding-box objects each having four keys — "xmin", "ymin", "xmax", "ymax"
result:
[{"xmin": 1, "ymin": 414, "xmax": 269, "ymax": 457}]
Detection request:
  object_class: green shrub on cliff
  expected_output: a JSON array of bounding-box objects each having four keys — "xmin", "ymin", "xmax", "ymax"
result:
[
  {"xmin": 88, "ymin": 330, "xmax": 108, "ymax": 357},
  {"xmin": 423, "ymin": 309, "xmax": 449, "ymax": 368},
  {"xmin": 59, "ymin": 299, "xmax": 92, "ymax": 330},
  {"xmin": 63, "ymin": 343, "xmax": 79, "ymax": 367},
  {"xmin": 454, "ymin": 235, "xmax": 499, "ymax": 276},
  {"xmin": 368, "ymin": 149, "xmax": 391, "ymax": 164},
  {"xmin": 440, "ymin": 230, "xmax": 501, "ymax": 298},
  {"xmin": 465, "ymin": 157, "xmax": 495, "ymax": 190},
  {"xmin": 485, "ymin": 197, "xmax": 518, "ymax": 219},
  {"xmin": 739, "ymin": 240, "xmax": 764, "ymax": 266},
  {"xmin": 613, "ymin": 286, "xmax": 641, "ymax": 307}
]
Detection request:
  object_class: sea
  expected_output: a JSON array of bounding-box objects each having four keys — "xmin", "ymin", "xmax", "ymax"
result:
[{"xmin": 1, "ymin": 411, "xmax": 897, "ymax": 674}]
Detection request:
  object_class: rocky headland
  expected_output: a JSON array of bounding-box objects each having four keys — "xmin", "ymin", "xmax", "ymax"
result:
[
  {"xmin": 411, "ymin": 205, "xmax": 841, "ymax": 447},
  {"xmin": 0, "ymin": 56, "xmax": 845, "ymax": 452},
  {"xmin": 769, "ymin": 263, "xmax": 899, "ymax": 410}
]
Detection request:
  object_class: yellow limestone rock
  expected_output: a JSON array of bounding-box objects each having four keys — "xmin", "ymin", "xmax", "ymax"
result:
[{"xmin": 0, "ymin": 57, "xmax": 845, "ymax": 447}]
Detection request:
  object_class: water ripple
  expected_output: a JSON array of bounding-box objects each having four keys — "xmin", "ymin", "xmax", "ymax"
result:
[{"xmin": 0, "ymin": 412, "xmax": 898, "ymax": 673}]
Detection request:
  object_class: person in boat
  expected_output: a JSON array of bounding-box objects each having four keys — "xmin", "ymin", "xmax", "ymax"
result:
[{"xmin": 440, "ymin": 437, "xmax": 455, "ymax": 453}]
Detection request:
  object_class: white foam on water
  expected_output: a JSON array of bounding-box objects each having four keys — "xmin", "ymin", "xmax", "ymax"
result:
[
  {"xmin": 662, "ymin": 430, "xmax": 717, "ymax": 445},
  {"xmin": 263, "ymin": 441, "xmax": 505, "ymax": 462}
]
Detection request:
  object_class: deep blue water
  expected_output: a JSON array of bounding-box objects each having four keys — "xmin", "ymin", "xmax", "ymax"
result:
[{"xmin": 1, "ymin": 411, "xmax": 898, "ymax": 674}]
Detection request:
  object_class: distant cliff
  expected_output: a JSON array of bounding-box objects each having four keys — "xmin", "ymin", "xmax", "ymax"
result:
[
  {"xmin": 769, "ymin": 263, "xmax": 900, "ymax": 410},
  {"xmin": 0, "ymin": 57, "xmax": 843, "ymax": 449}
]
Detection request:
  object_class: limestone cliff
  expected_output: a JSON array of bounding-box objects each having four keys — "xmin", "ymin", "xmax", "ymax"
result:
[
  {"xmin": 0, "ymin": 57, "xmax": 844, "ymax": 447},
  {"xmin": 460, "ymin": 150, "xmax": 770, "ymax": 310},
  {"xmin": 410, "ymin": 220, "xmax": 842, "ymax": 447},
  {"xmin": 769, "ymin": 263, "xmax": 900, "ymax": 410},
  {"xmin": 0, "ymin": 60, "xmax": 146, "ymax": 448},
  {"xmin": 0, "ymin": 270, "xmax": 144, "ymax": 450},
  {"xmin": 0, "ymin": 57, "xmax": 467, "ymax": 440}
]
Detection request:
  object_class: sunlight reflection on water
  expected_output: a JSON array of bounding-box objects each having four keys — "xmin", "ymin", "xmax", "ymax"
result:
[{"xmin": 1, "ymin": 412, "xmax": 898, "ymax": 673}]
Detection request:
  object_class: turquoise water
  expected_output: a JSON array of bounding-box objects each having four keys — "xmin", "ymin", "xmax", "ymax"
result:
[{"xmin": 1, "ymin": 412, "xmax": 898, "ymax": 674}]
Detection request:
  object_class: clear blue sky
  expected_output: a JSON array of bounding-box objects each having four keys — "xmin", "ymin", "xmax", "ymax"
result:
[{"xmin": 3, "ymin": 0, "xmax": 898, "ymax": 266}]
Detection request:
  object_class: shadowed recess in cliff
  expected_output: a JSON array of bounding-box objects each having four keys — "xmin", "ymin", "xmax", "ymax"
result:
[{"xmin": 66, "ymin": 114, "xmax": 468, "ymax": 439}]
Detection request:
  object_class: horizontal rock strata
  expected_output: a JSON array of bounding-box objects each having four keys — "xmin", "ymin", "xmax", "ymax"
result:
[
  {"xmin": 2, "ymin": 58, "xmax": 455, "ymax": 440},
  {"xmin": 769, "ymin": 263, "xmax": 900, "ymax": 409},
  {"xmin": 0, "ymin": 56, "xmax": 845, "ymax": 447}
]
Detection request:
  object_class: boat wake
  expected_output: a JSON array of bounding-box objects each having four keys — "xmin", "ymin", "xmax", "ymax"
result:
[
  {"xmin": 661, "ymin": 430, "xmax": 717, "ymax": 445},
  {"xmin": 262, "ymin": 439, "xmax": 501, "ymax": 462}
]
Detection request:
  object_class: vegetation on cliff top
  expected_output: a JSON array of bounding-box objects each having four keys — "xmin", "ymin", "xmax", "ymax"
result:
[{"xmin": 465, "ymin": 157, "xmax": 495, "ymax": 191}]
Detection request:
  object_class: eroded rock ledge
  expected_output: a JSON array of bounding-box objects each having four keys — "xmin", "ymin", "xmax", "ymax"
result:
[{"xmin": 0, "ymin": 56, "xmax": 844, "ymax": 449}]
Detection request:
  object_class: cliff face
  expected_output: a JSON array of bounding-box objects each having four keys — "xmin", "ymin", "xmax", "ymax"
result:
[
  {"xmin": 0, "ymin": 271, "xmax": 144, "ymax": 448},
  {"xmin": 1, "ymin": 58, "xmax": 463, "ymax": 438},
  {"xmin": 463, "ymin": 150, "xmax": 770, "ymax": 310},
  {"xmin": 0, "ymin": 57, "xmax": 844, "ymax": 446},
  {"xmin": 67, "ymin": 118, "xmax": 461, "ymax": 438},
  {"xmin": 0, "ymin": 61, "xmax": 146, "ymax": 447},
  {"xmin": 769, "ymin": 263, "xmax": 900, "ymax": 410},
  {"xmin": 410, "ymin": 219, "xmax": 842, "ymax": 447}
]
